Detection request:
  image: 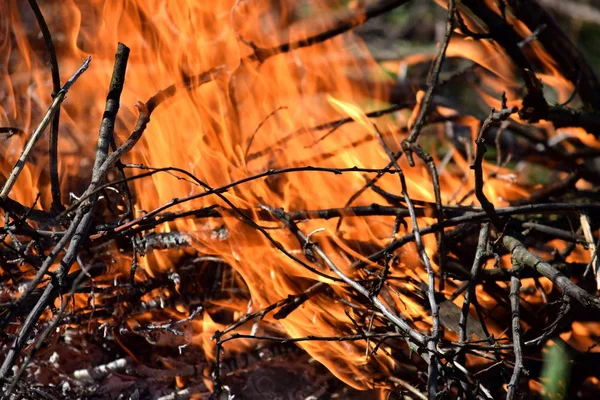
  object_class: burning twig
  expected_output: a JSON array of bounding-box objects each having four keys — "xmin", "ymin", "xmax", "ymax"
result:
[
  {"xmin": 389, "ymin": 376, "xmax": 428, "ymax": 400},
  {"xmin": 65, "ymin": 165, "xmax": 402, "ymax": 221},
  {"xmin": 398, "ymin": 0, "xmax": 456, "ymax": 291}
]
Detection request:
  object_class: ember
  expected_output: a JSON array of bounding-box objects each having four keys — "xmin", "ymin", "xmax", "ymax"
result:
[{"xmin": 1, "ymin": 0, "xmax": 600, "ymax": 399}]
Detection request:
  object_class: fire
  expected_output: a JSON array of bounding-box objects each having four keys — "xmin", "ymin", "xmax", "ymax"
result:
[{"xmin": 2, "ymin": 0, "xmax": 599, "ymax": 397}]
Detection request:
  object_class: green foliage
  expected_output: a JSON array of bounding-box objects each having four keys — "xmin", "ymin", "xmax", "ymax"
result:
[{"xmin": 541, "ymin": 340, "xmax": 571, "ymax": 400}]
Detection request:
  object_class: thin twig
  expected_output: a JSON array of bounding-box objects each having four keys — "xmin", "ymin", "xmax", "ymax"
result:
[
  {"xmin": 401, "ymin": 0, "xmax": 455, "ymax": 165},
  {"xmin": 459, "ymin": 222, "xmax": 490, "ymax": 344},
  {"xmin": 372, "ymin": 124, "xmax": 440, "ymax": 397},
  {"xmin": 471, "ymin": 95, "xmax": 518, "ymax": 230},
  {"xmin": 26, "ymin": 0, "xmax": 63, "ymax": 211},
  {"xmin": 507, "ymin": 273, "xmax": 524, "ymax": 400},
  {"xmin": 0, "ymin": 56, "xmax": 91, "ymax": 201}
]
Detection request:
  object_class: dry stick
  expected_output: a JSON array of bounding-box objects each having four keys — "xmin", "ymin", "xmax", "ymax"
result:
[
  {"xmin": 373, "ymin": 125, "xmax": 440, "ymax": 397},
  {"xmin": 219, "ymin": 332, "xmax": 409, "ymax": 346},
  {"xmin": 54, "ymin": 43, "xmax": 130, "ymax": 287},
  {"xmin": 457, "ymin": 222, "xmax": 490, "ymax": 397},
  {"xmin": 469, "ymin": 101, "xmax": 543, "ymax": 397},
  {"xmin": 133, "ymin": 203, "xmax": 596, "ymax": 248},
  {"xmin": 402, "ymin": 0, "xmax": 455, "ymax": 162},
  {"xmin": 502, "ymin": 236, "xmax": 600, "ymax": 309},
  {"xmin": 102, "ymin": 201, "xmax": 600, "ymax": 264},
  {"xmin": 471, "ymin": 97, "xmax": 518, "ymax": 230},
  {"xmin": 0, "ymin": 127, "xmax": 24, "ymax": 138},
  {"xmin": 0, "ymin": 44, "xmax": 131, "ymax": 381},
  {"xmin": 68, "ymin": 161, "xmax": 597, "ymax": 239},
  {"xmin": 389, "ymin": 376, "xmax": 428, "ymax": 400},
  {"xmin": 459, "ymin": 223, "xmax": 490, "ymax": 343},
  {"xmin": 409, "ymin": 146, "xmax": 447, "ymax": 293},
  {"xmin": 0, "ymin": 56, "xmax": 91, "ymax": 201},
  {"xmin": 245, "ymin": 103, "xmax": 409, "ymax": 163},
  {"xmin": 580, "ymin": 212, "xmax": 600, "ymax": 288},
  {"xmin": 73, "ymin": 358, "xmax": 130, "ymax": 382},
  {"xmin": 521, "ymin": 222, "xmax": 586, "ymax": 244},
  {"xmin": 26, "ymin": 0, "xmax": 63, "ymax": 211},
  {"xmin": 244, "ymin": 106, "xmax": 287, "ymax": 160},
  {"xmin": 506, "ymin": 269, "xmax": 525, "ymax": 400},
  {"xmin": 66, "ymin": 164, "xmax": 400, "ymax": 219},
  {"xmin": 214, "ymin": 283, "xmax": 326, "ymax": 339},
  {"xmin": 78, "ymin": 165, "xmax": 403, "ymax": 237},
  {"xmin": 249, "ymin": 0, "xmax": 410, "ymax": 63},
  {"xmin": 110, "ymin": 137, "xmax": 135, "ymax": 221}
]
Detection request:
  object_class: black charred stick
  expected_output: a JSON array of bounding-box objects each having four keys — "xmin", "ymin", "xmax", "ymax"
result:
[{"xmin": 26, "ymin": 0, "xmax": 63, "ymax": 212}]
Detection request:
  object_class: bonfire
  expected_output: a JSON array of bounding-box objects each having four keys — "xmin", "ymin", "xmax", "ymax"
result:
[{"xmin": 1, "ymin": 0, "xmax": 600, "ymax": 398}]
